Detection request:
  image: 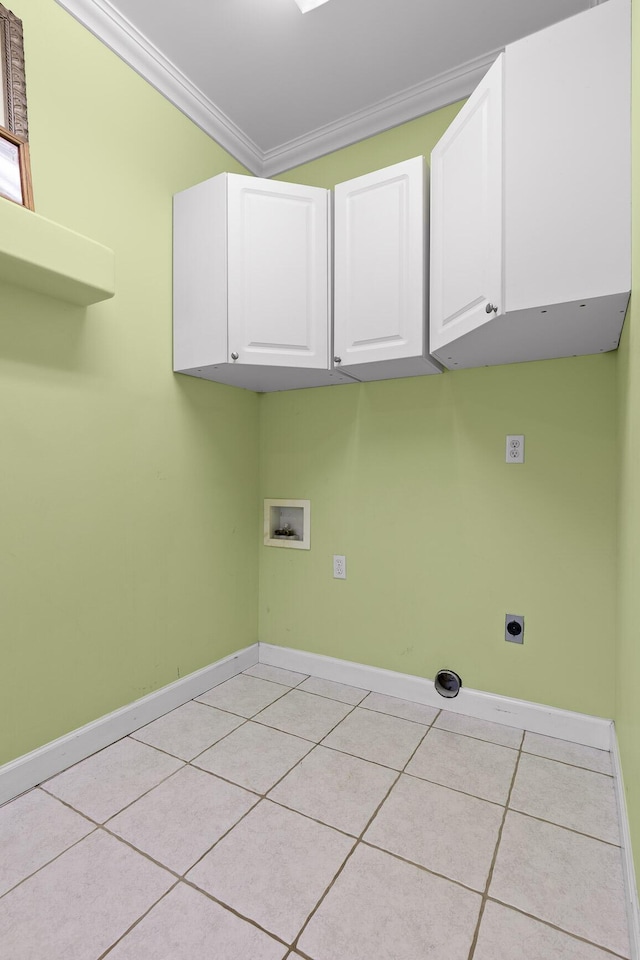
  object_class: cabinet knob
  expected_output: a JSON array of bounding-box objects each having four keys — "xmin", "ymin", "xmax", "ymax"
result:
[
  {"xmin": 485, "ymin": 303, "xmax": 498, "ymax": 315},
  {"xmin": 334, "ymin": 356, "xmax": 342, "ymax": 364},
  {"xmin": 231, "ymin": 352, "xmax": 239, "ymax": 360}
]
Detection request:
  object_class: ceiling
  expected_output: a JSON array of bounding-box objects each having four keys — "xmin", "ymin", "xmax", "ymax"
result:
[{"xmin": 56, "ymin": 0, "xmax": 597, "ymax": 176}]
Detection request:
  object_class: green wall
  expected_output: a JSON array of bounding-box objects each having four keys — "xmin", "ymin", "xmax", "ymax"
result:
[
  {"xmin": 616, "ymin": 0, "xmax": 640, "ymax": 882},
  {"xmin": 0, "ymin": 1, "xmax": 627, "ymax": 797},
  {"xmin": 0, "ymin": 0, "xmax": 260, "ymax": 766},
  {"xmin": 261, "ymin": 109, "xmax": 619, "ymax": 719}
]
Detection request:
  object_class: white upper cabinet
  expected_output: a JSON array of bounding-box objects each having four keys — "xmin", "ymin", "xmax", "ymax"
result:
[
  {"xmin": 430, "ymin": 56, "xmax": 503, "ymax": 356},
  {"xmin": 430, "ymin": 0, "xmax": 631, "ymax": 370},
  {"xmin": 334, "ymin": 157, "xmax": 441, "ymax": 381},
  {"xmin": 174, "ymin": 173, "xmax": 355, "ymax": 392}
]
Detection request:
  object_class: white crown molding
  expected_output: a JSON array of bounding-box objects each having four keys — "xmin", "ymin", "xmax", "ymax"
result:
[
  {"xmin": 55, "ymin": 0, "xmax": 501, "ymax": 178},
  {"xmin": 261, "ymin": 51, "xmax": 501, "ymax": 176},
  {"xmin": 259, "ymin": 642, "xmax": 613, "ymax": 749},
  {"xmin": 54, "ymin": 0, "xmax": 264, "ymax": 175},
  {"xmin": 0, "ymin": 643, "xmax": 259, "ymax": 806},
  {"xmin": 611, "ymin": 725, "xmax": 640, "ymax": 960}
]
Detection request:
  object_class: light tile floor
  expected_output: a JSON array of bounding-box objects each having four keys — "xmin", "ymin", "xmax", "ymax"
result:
[{"xmin": 0, "ymin": 665, "xmax": 630, "ymax": 959}]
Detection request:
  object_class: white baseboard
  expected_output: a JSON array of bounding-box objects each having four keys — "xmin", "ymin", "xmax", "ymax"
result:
[
  {"xmin": 259, "ymin": 643, "xmax": 612, "ymax": 750},
  {"xmin": 0, "ymin": 643, "xmax": 259, "ymax": 807},
  {"xmin": 611, "ymin": 725, "xmax": 640, "ymax": 960},
  {"xmin": 1, "ymin": 639, "xmax": 616, "ymax": 811}
]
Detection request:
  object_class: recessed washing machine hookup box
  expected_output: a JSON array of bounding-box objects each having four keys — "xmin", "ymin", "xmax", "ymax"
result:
[{"xmin": 264, "ymin": 499, "xmax": 310, "ymax": 550}]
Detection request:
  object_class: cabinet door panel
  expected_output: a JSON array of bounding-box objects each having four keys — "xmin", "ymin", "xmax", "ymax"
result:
[
  {"xmin": 227, "ymin": 176, "xmax": 329, "ymax": 368},
  {"xmin": 430, "ymin": 55, "xmax": 503, "ymax": 355},
  {"xmin": 505, "ymin": 0, "xmax": 630, "ymax": 310},
  {"xmin": 334, "ymin": 157, "xmax": 425, "ymax": 366}
]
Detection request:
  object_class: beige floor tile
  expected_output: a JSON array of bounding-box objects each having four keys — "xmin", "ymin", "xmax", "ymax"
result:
[
  {"xmin": 269, "ymin": 745, "xmax": 396, "ymax": 835},
  {"xmin": 406, "ymin": 729, "xmax": 517, "ymax": 804},
  {"xmin": 255, "ymin": 689, "xmax": 353, "ymax": 742},
  {"xmin": 196, "ymin": 674, "xmax": 289, "ymax": 718},
  {"xmin": 106, "ymin": 882, "xmax": 287, "ymax": 959},
  {"xmin": 0, "ymin": 789, "xmax": 94, "ymax": 896},
  {"xmin": 296, "ymin": 677, "xmax": 369, "ymax": 705},
  {"xmin": 434, "ymin": 711, "xmax": 523, "ymax": 749},
  {"xmin": 187, "ymin": 800, "xmax": 354, "ymax": 943},
  {"xmin": 522, "ymin": 732, "xmax": 612, "ymax": 775},
  {"xmin": 193, "ymin": 721, "xmax": 312, "ymax": 793},
  {"xmin": 298, "ymin": 843, "xmax": 481, "ymax": 960},
  {"xmin": 131, "ymin": 701, "xmax": 243, "ymax": 760},
  {"xmin": 490, "ymin": 812, "xmax": 630, "ymax": 957},
  {"xmin": 106, "ymin": 766, "xmax": 257, "ymax": 874},
  {"xmin": 244, "ymin": 664, "xmax": 308, "ymax": 687},
  {"xmin": 510, "ymin": 754, "xmax": 620, "ymax": 844},
  {"xmin": 322, "ymin": 708, "xmax": 427, "ymax": 769},
  {"xmin": 44, "ymin": 738, "xmax": 183, "ymax": 822},
  {"xmin": 364, "ymin": 774, "xmax": 503, "ymax": 891},
  {"xmin": 474, "ymin": 901, "xmax": 618, "ymax": 960},
  {"xmin": 359, "ymin": 692, "xmax": 439, "ymax": 726},
  {"xmin": 0, "ymin": 831, "xmax": 173, "ymax": 960}
]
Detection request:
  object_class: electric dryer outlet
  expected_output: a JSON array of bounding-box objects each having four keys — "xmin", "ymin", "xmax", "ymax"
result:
[{"xmin": 505, "ymin": 614, "xmax": 524, "ymax": 643}]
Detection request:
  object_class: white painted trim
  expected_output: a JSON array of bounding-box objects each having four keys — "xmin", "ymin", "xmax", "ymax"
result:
[
  {"xmin": 0, "ymin": 643, "xmax": 259, "ymax": 807},
  {"xmin": 259, "ymin": 643, "xmax": 612, "ymax": 749},
  {"xmin": 611, "ymin": 724, "xmax": 640, "ymax": 960},
  {"xmin": 53, "ymin": 0, "xmax": 497, "ymax": 177},
  {"xmin": 54, "ymin": 0, "xmax": 264, "ymax": 175},
  {"xmin": 261, "ymin": 52, "xmax": 499, "ymax": 176}
]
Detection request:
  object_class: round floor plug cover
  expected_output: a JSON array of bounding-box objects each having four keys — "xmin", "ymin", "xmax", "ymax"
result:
[{"xmin": 434, "ymin": 669, "xmax": 462, "ymax": 699}]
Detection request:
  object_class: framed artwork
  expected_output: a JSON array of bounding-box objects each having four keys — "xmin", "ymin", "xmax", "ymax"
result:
[
  {"xmin": 0, "ymin": 124, "xmax": 33, "ymax": 208},
  {"xmin": 0, "ymin": 3, "xmax": 28, "ymax": 140}
]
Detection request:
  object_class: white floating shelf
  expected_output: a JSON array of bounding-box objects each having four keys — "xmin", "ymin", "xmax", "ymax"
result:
[{"xmin": 0, "ymin": 198, "xmax": 115, "ymax": 306}]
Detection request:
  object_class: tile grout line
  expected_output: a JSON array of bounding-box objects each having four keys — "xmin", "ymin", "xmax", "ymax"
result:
[
  {"xmin": 99, "ymin": 801, "xmax": 294, "ymax": 952},
  {"xmin": 13, "ymin": 690, "xmax": 618, "ymax": 917},
  {"xmin": 173, "ymin": 698, "xmax": 365, "ymax": 881},
  {"xmin": 41, "ymin": 758, "xmax": 188, "ymax": 827},
  {"xmin": 505, "ymin": 806, "xmax": 622, "ymax": 849},
  {"xmin": 178, "ymin": 877, "xmax": 291, "ymax": 950},
  {"xmin": 484, "ymin": 895, "xmax": 631, "ymax": 960},
  {"xmin": 247, "ymin": 670, "xmax": 441, "ymax": 725},
  {"xmin": 3, "ymin": 685, "xmax": 622, "ymax": 957},
  {"xmin": 519, "ymin": 749, "xmax": 614, "ymax": 777},
  {"xmin": 99, "ymin": 692, "xmax": 617, "ymax": 779},
  {"xmin": 243, "ymin": 667, "xmax": 310, "ymax": 689},
  {"xmin": 430, "ymin": 723, "xmax": 613, "ymax": 776},
  {"xmin": 97, "ymin": 881, "xmax": 181, "ymax": 960},
  {"xmin": 140, "ymin": 718, "xmax": 254, "ymax": 766},
  {"xmin": 27, "ymin": 731, "xmax": 622, "ymax": 920},
  {"xmin": 285, "ymin": 708, "xmax": 443, "ymax": 955},
  {"xmin": 3, "ymin": 692, "xmax": 368, "ymax": 910},
  {"xmin": 0, "ymin": 819, "xmax": 102, "ymax": 902},
  {"xmin": 194, "ymin": 675, "xmax": 306, "ymax": 724},
  {"xmin": 467, "ymin": 729, "xmax": 525, "ymax": 960}
]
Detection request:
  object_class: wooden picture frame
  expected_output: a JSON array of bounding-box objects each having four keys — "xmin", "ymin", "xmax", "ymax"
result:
[
  {"xmin": 0, "ymin": 124, "xmax": 33, "ymax": 209},
  {"xmin": 0, "ymin": 3, "xmax": 28, "ymax": 140}
]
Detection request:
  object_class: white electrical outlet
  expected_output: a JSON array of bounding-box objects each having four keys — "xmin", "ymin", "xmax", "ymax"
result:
[
  {"xmin": 333, "ymin": 555, "xmax": 346, "ymax": 579},
  {"xmin": 506, "ymin": 435, "xmax": 525, "ymax": 463}
]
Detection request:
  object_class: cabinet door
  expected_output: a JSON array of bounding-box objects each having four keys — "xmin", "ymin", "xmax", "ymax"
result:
[
  {"xmin": 334, "ymin": 157, "xmax": 425, "ymax": 367},
  {"xmin": 504, "ymin": 0, "xmax": 630, "ymax": 311},
  {"xmin": 227, "ymin": 176, "xmax": 330, "ymax": 369},
  {"xmin": 430, "ymin": 55, "xmax": 503, "ymax": 356}
]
